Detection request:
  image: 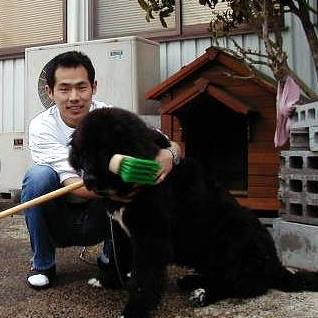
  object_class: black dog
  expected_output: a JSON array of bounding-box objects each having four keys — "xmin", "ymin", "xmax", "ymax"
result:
[{"xmin": 69, "ymin": 107, "xmax": 318, "ymax": 318}]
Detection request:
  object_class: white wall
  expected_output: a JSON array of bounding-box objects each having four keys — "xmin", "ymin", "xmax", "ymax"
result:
[{"xmin": 0, "ymin": 59, "xmax": 24, "ymax": 133}]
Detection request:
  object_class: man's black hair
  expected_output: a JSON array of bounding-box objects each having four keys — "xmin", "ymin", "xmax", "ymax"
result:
[{"xmin": 45, "ymin": 51, "xmax": 95, "ymax": 90}]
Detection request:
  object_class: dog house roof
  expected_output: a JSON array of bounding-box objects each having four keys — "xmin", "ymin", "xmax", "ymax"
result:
[{"xmin": 146, "ymin": 46, "xmax": 277, "ymax": 115}]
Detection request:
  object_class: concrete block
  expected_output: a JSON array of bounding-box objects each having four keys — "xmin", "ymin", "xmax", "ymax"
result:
[
  {"xmin": 280, "ymin": 200, "xmax": 318, "ymax": 226},
  {"xmin": 289, "ymin": 128, "xmax": 309, "ymax": 150},
  {"xmin": 279, "ymin": 196, "xmax": 305, "ymax": 217},
  {"xmin": 280, "ymin": 150, "xmax": 318, "ymax": 174},
  {"xmin": 273, "ymin": 218, "xmax": 318, "ymax": 271},
  {"xmin": 279, "ymin": 171, "xmax": 318, "ymax": 224},
  {"xmin": 309, "ymin": 125, "xmax": 318, "ymax": 151},
  {"xmin": 278, "ymin": 174, "xmax": 303, "ymax": 201},
  {"xmin": 279, "ymin": 171, "xmax": 318, "ymax": 188},
  {"xmin": 280, "ymin": 172, "xmax": 318, "ymax": 192},
  {"xmin": 291, "ymin": 101, "xmax": 318, "ymax": 129}
]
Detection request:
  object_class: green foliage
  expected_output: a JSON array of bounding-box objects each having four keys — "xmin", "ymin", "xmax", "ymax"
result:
[
  {"xmin": 136, "ymin": 0, "xmax": 175, "ymax": 27},
  {"xmin": 136, "ymin": 0, "xmax": 318, "ymax": 98}
]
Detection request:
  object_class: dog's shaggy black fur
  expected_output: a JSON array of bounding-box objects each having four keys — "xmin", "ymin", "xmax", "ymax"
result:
[{"xmin": 70, "ymin": 107, "xmax": 318, "ymax": 318}]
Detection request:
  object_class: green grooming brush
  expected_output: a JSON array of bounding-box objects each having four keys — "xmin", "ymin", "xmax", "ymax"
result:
[{"xmin": 109, "ymin": 154, "xmax": 161, "ymax": 185}]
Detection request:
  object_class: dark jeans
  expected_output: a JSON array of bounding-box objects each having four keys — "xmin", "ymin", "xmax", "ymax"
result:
[{"xmin": 21, "ymin": 165, "xmax": 111, "ymax": 271}]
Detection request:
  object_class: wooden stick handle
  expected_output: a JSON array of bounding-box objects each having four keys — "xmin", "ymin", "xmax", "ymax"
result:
[{"xmin": 0, "ymin": 180, "xmax": 84, "ymax": 220}]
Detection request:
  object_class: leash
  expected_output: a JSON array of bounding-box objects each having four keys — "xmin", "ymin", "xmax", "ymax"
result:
[
  {"xmin": 78, "ymin": 208, "xmax": 127, "ymax": 288},
  {"xmin": 79, "ymin": 246, "xmax": 99, "ymax": 266},
  {"xmin": 108, "ymin": 211, "xmax": 126, "ymax": 287}
]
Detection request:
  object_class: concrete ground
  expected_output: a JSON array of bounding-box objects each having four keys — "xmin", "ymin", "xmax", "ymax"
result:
[{"xmin": 1, "ymin": 213, "xmax": 318, "ymax": 318}]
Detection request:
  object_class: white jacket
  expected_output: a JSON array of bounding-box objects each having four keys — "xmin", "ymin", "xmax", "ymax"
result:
[{"xmin": 28, "ymin": 100, "xmax": 111, "ymax": 182}]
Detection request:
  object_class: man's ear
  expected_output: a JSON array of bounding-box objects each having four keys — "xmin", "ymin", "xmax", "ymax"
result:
[
  {"xmin": 92, "ymin": 80, "xmax": 97, "ymax": 95},
  {"xmin": 45, "ymin": 85, "xmax": 54, "ymax": 101}
]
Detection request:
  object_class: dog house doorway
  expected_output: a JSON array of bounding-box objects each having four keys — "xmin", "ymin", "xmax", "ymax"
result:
[{"xmin": 178, "ymin": 94, "xmax": 249, "ymax": 192}]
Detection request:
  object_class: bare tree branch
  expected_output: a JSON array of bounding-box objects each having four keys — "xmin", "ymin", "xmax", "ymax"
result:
[{"xmin": 136, "ymin": 0, "xmax": 318, "ymax": 100}]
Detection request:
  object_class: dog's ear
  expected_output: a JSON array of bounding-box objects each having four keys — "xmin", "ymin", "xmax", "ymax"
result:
[
  {"xmin": 69, "ymin": 146, "xmax": 80, "ymax": 171},
  {"xmin": 69, "ymin": 132, "xmax": 82, "ymax": 171},
  {"xmin": 149, "ymin": 128, "xmax": 171, "ymax": 149}
]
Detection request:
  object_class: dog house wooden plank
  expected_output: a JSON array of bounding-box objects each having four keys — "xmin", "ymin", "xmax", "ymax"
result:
[
  {"xmin": 248, "ymin": 186, "xmax": 279, "ymax": 198},
  {"xmin": 160, "ymin": 85, "xmax": 202, "ymax": 114},
  {"xmin": 161, "ymin": 115, "xmax": 173, "ymax": 137},
  {"xmin": 216, "ymin": 52, "xmax": 276, "ymax": 95},
  {"xmin": 216, "ymin": 53, "xmax": 251, "ymax": 76},
  {"xmin": 237, "ymin": 197, "xmax": 280, "ymax": 211},
  {"xmin": 249, "ymin": 163, "xmax": 279, "ymax": 176},
  {"xmin": 250, "ymin": 122, "xmax": 277, "ymax": 141},
  {"xmin": 206, "ymin": 85, "xmax": 250, "ymax": 114},
  {"xmin": 249, "ymin": 142, "xmax": 277, "ymax": 152},
  {"xmin": 249, "ymin": 175, "xmax": 279, "ymax": 188},
  {"xmin": 249, "ymin": 152, "xmax": 279, "ymax": 164}
]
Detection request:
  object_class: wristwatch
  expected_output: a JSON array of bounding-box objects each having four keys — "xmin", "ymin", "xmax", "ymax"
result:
[{"xmin": 167, "ymin": 146, "xmax": 180, "ymax": 165}]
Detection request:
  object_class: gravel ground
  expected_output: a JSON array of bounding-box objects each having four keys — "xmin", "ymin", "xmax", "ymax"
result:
[{"xmin": 1, "ymin": 214, "xmax": 318, "ymax": 318}]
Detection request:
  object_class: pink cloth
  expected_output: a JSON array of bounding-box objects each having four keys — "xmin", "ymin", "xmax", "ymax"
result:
[{"xmin": 274, "ymin": 76, "xmax": 300, "ymax": 148}]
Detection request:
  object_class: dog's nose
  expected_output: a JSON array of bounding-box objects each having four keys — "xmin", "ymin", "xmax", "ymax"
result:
[{"xmin": 83, "ymin": 173, "xmax": 97, "ymax": 190}]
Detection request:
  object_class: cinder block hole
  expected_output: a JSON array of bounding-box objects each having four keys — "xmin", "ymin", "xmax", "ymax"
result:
[
  {"xmin": 308, "ymin": 156, "xmax": 318, "ymax": 169},
  {"xmin": 290, "ymin": 134, "xmax": 309, "ymax": 147},
  {"xmin": 292, "ymin": 112, "xmax": 299, "ymax": 122},
  {"xmin": 307, "ymin": 180, "xmax": 318, "ymax": 193},
  {"xmin": 300, "ymin": 110, "xmax": 306, "ymax": 121},
  {"xmin": 290, "ymin": 179, "xmax": 302, "ymax": 192},
  {"xmin": 307, "ymin": 205, "xmax": 318, "ymax": 218},
  {"xmin": 280, "ymin": 156, "xmax": 286, "ymax": 167},
  {"xmin": 308, "ymin": 108, "xmax": 316, "ymax": 120},
  {"xmin": 290, "ymin": 203, "xmax": 303, "ymax": 216},
  {"xmin": 315, "ymin": 132, "xmax": 318, "ymax": 145},
  {"xmin": 290, "ymin": 156, "xmax": 303, "ymax": 169}
]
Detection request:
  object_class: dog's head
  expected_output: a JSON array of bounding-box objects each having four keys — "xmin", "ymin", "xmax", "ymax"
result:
[{"xmin": 69, "ymin": 107, "xmax": 163, "ymax": 196}]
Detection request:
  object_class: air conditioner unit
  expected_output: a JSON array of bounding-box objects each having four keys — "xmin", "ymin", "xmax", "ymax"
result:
[
  {"xmin": 0, "ymin": 36, "xmax": 161, "ymax": 194},
  {"xmin": 25, "ymin": 36, "xmax": 160, "ymax": 129},
  {"xmin": 0, "ymin": 133, "xmax": 29, "ymax": 194}
]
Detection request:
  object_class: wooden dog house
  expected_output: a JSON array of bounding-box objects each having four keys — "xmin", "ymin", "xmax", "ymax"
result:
[{"xmin": 147, "ymin": 47, "xmax": 280, "ymax": 214}]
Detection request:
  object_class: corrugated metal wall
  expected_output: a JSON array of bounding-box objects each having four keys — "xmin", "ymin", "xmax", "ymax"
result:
[
  {"xmin": 0, "ymin": 3, "xmax": 317, "ymax": 134},
  {"xmin": 0, "ymin": 58, "xmax": 24, "ymax": 133},
  {"xmin": 160, "ymin": 10, "xmax": 318, "ymax": 89}
]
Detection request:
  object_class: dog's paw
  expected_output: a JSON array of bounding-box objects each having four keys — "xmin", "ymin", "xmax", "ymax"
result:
[
  {"xmin": 177, "ymin": 274, "xmax": 203, "ymax": 291},
  {"xmin": 87, "ymin": 277, "xmax": 102, "ymax": 288},
  {"xmin": 189, "ymin": 288, "xmax": 207, "ymax": 307},
  {"xmin": 121, "ymin": 305, "xmax": 150, "ymax": 318}
]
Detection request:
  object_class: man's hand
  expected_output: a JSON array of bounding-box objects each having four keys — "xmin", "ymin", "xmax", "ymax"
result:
[
  {"xmin": 63, "ymin": 177, "xmax": 100, "ymax": 199},
  {"xmin": 155, "ymin": 142, "xmax": 181, "ymax": 183},
  {"xmin": 156, "ymin": 148, "xmax": 174, "ymax": 183}
]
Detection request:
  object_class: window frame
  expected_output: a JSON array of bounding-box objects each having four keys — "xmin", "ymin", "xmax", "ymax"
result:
[
  {"xmin": 0, "ymin": 0, "xmax": 67, "ymax": 60},
  {"xmin": 92, "ymin": 0, "xmax": 285, "ymax": 43},
  {"xmin": 92, "ymin": 0, "xmax": 181, "ymax": 40}
]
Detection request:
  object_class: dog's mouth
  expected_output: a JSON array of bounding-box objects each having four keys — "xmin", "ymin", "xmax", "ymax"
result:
[
  {"xmin": 83, "ymin": 172, "xmax": 140, "ymax": 203},
  {"xmin": 94, "ymin": 187, "xmax": 141, "ymax": 203}
]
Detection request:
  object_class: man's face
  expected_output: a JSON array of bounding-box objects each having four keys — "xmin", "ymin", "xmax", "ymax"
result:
[{"xmin": 46, "ymin": 65, "xmax": 97, "ymax": 127}]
